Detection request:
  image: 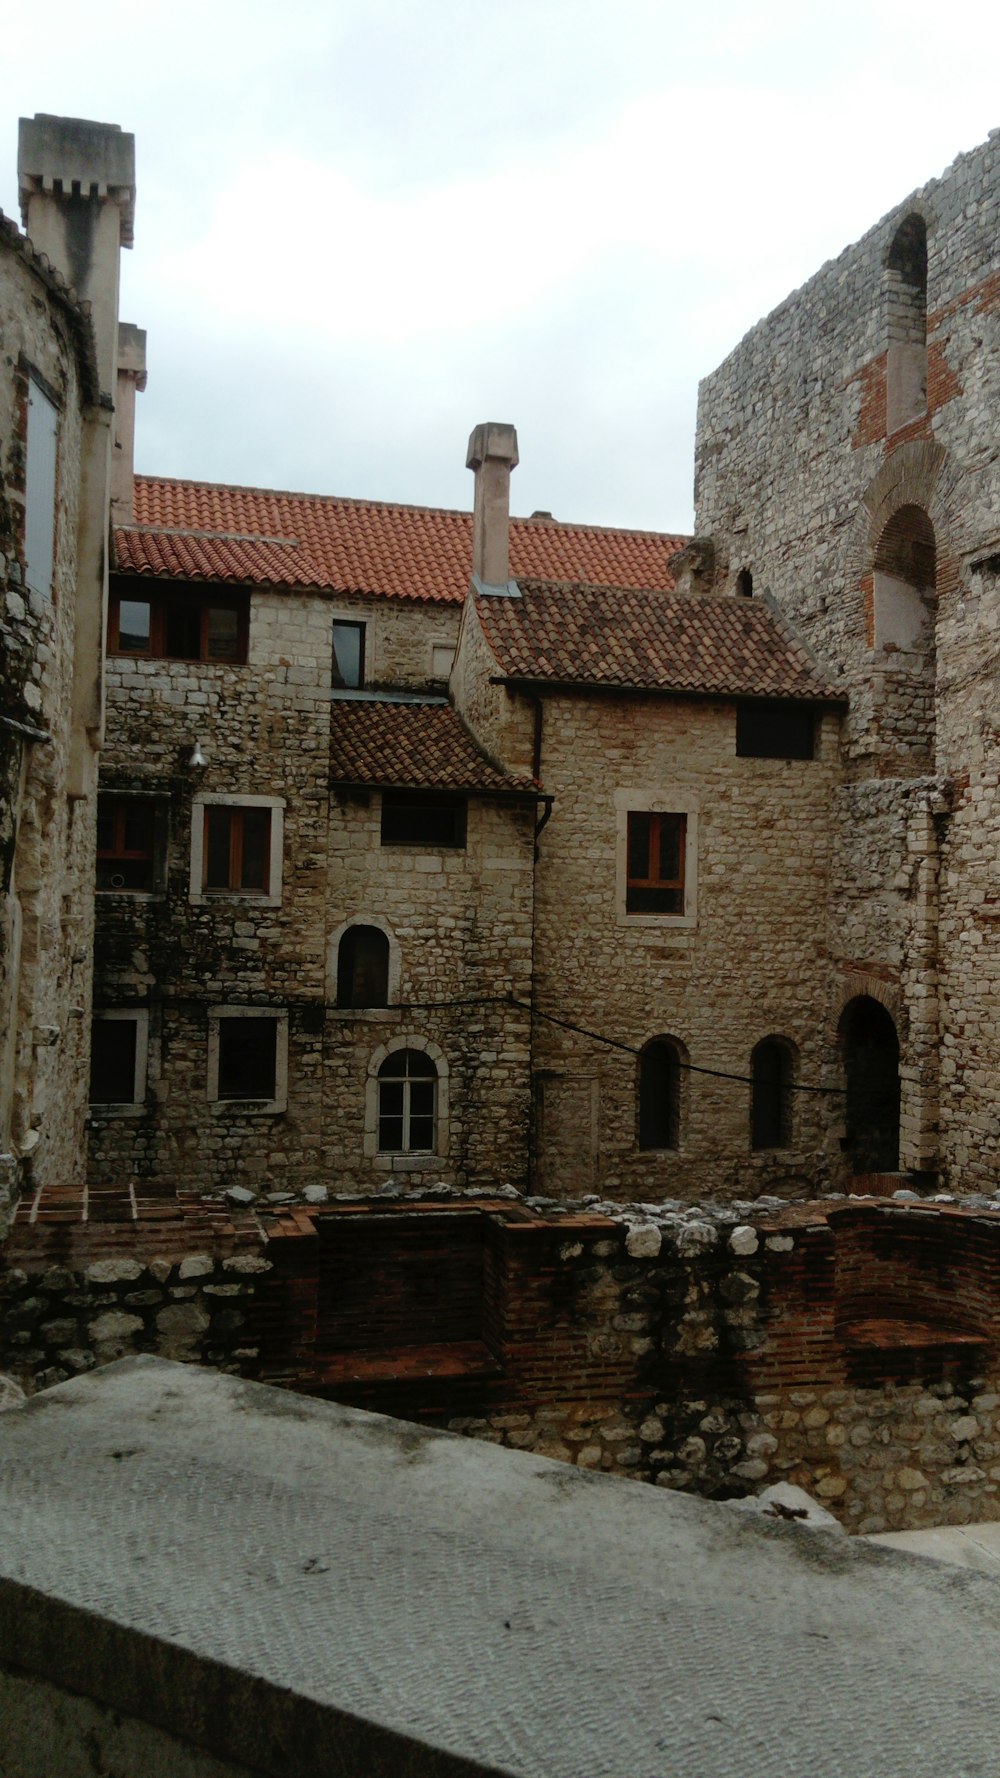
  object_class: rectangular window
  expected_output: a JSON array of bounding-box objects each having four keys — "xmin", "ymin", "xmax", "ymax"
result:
[
  {"xmin": 203, "ymin": 805, "xmax": 271, "ymax": 893},
  {"xmin": 626, "ymin": 812, "xmax": 686, "ymax": 915},
  {"xmin": 430, "ymin": 642, "xmax": 455, "ymax": 682},
  {"xmin": 381, "ymin": 793, "xmax": 467, "ymax": 849},
  {"xmin": 208, "ymin": 1007, "xmax": 288, "ymax": 1113},
  {"xmin": 736, "ymin": 701, "xmax": 816, "ymax": 760},
  {"xmin": 25, "ymin": 374, "xmax": 59, "ymax": 598},
  {"xmin": 96, "ymin": 795, "xmax": 161, "ymax": 893},
  {"xmin": 89, "ymin": 1012, "xmax": 147, "ymax": 1109},
  {"xmin": 108, "ymin": 587, "xmax": 248, "ymax": 663},
  {"xmin": 217, "ymin": 1017, "xmax": 277, "ymax": 1101},
  {"xmin": 332, "ymin": 621, "xmax": 365, "ymax": 689}
]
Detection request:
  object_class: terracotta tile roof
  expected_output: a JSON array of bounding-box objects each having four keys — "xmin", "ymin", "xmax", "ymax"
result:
[
  {"xmin": 329, "ymin": 698, "xmax": 538, "ymax": 794},
  {"xmin": 476, "ymin": 579, "xmax": 844, "ymax": 702},
  {"xmin": 113, "ymin": 475, "xmax": 687, "ymax": 604}
]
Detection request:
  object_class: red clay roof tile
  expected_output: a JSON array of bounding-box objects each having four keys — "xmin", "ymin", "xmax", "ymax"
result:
[
  {"xmin": 329, "ymin": 698, "xmax": 537, "ymax": 794},
  {"xmin": 476, "ymin": 579, "xmax": 843, "ymax": 702},
  {"xmin": 114, "ymin": 476, "xmax": 686, "ymax": 604}
]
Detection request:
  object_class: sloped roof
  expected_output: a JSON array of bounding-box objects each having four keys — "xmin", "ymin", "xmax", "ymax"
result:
[
  {"xmin": 113, "ymin": 476, "xmax": 687, "ymax": 604},
  {"xmin": 329, "ymin": 697, "xmax": 537, "ymax": 794},
  {"xmin": 475, "ymin": 579, "xmax": 844, "ymax": 702}
]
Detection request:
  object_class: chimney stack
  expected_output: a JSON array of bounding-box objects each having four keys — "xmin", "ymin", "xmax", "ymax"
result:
[
  {"xmin": 18, "ymin": 114, "xmax": 135, "ymax": 399},
  {"xmin": 111, "ymin": 322, "xmax": 147, "ymax": 524},
  {"xmin": 466, "ymin": 422, "xmax": 519, "ymax": 594}
]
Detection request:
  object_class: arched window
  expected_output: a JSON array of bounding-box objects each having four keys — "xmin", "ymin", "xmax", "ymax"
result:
[
  {"xmin": 638, "ymin": 1038, "xmax": 682, "ymax": 1150},
  {"xmin": 736, "ymin": 568, "xmax": 753, "ymax": 598},
  {"xmin": 377, "ymin": 1048, "xmax": 438, "ymax": 1153},
  {"xmin": 750, "ymin": 1038, "xmax": 794, "ymax": 1151},
  {"xmin": 886, "ymin": 213, "xmax": 927, "ymax": 433},
  {"xmin": 839, "ymin": 996, "xmax": 900, "ymax": 1174},
  {"xmin": 337, "ymin": 924, "xmax": 390, "ymax": 1008}
]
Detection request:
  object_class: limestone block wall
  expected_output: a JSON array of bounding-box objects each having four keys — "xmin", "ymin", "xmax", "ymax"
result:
[
  {"xmin": 694, "ymin": 130, "xmax": 1000, "ymax": 1190},
  {"xmin": 7, "ymin": 1187, "xmax": 1000, "ymax": 1537},
  {"xmin": 528, "ymin": 693, "xmax": 840, "ymax": 1199},
  {"xmin": 323, "ymin": 792, "xmax": 535, "ymax": 1189},
  {"xmin": 93, "ymin": 585, "xmax": 535, "ymax": 1194},
  {"xmin": 0, "ymin": 232, "xmax": 95, "ymax": 1215},
  {"xmin": 319, "ymin": 589, "xmax": 460, "ymax": 689}
]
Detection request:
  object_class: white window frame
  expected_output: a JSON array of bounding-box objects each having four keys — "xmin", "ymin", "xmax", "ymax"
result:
[
  {"xmin": 615, "ymin": 789, "xmax": 698, "ymax": 929},
  {"xmin": 365, "ymin": 1034, "xmax": 449, "ymax": 1171},
  {"xmin": 89, "ymin": 1009, "xmax": 149, "ymax": 1116},
  {"xmin": 189, "ymin": 793, "xmax": 285, "ymax": 907},
  {"xmin": 24, "ymin": 371, "xmax": 59, "ymax": 599},
  {"xmin": 207, "ymin": 1006, "xmax": 288, "ymax": 1115}
]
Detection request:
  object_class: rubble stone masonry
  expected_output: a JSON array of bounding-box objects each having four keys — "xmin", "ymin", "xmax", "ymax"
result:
[{"xmin": 694, "ymin": 129, "xmax": 1000, "ymax": 1191}]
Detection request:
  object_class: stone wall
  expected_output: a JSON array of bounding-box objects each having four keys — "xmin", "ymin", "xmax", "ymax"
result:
[
  {"xmin": 8, "ymin": 1184, "xmax": 1000, "ymax": 1536},
  {"xmin": 694, "ymin": 129, "xmax": 1000, "ymax": 1193},
  {"xmin": 93, "ymin": 584, "xmax": 532, "ymax": 1194},
  {"xmin": 0, "ymin": 220, "xmax": 98, "ymax": 1218}
]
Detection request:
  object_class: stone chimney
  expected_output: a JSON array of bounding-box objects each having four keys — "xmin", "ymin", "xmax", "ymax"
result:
[
  {"xmin": 18, "ymin": 113, "xmax": 135, "ymax": 399},
  {"xmin": 466, "ymin": 422, "xmax": 519, "ymax": 594},
  {"xmin": 111, "ymin": 323, "xmax": 147, "ymax": 524}
]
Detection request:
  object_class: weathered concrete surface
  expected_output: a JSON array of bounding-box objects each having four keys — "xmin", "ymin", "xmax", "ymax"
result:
[
  {"xmin": 2, "ymin": 1361, "xmax": 1000, "ymax": 1777},
  {"xmin": 867, "ymin": 1519, "xmax": 1000, "ymax": 1576}
]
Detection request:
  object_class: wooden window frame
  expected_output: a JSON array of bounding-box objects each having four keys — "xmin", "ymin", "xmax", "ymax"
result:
[
  {"xmin": 626, "ymin": 811, "xmax": 686, "ymax": 915},
  {"xmin": 96, "ymin": 794, "xmax": 160, "ymax": 894},
  {"xmin": 203, "ymin": 805, "xmax": 271, "ymax": 895},
  {"xmin": 332, "ymin": 619, "xmax": 366, "ymax": 689},
  {"xmin": 108, "ymin": 587, "xmax": 249, "ymax": 664}
]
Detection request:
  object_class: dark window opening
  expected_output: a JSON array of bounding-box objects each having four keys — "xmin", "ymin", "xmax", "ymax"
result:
[
  {"xmin": 90, "ymin": 1018, "xmax": 138, "ymax": 1105},
  {"xmin": 840, "ymin": 996, "xmax": 900, "ymax": 1174},
  {"xmin": 639, "ymin": 1040, "xmax": 681, "ymax": 1149},
  {"xmin": 204, "ymin": 806, "xmax": 271, "ymax": 893},
  {"xmin": 751, "ymin": 1038, "xmax": 793, "ymax": 1150},
  {"xmin": 736, "ymin": 702, "xmax": 816, "ymax": 760},
  {"xmin": 626, "ymin": 811, "xmax": 685, "ymax": 914},
  {"xmin": 217, "ymin": 1017, "xmax": 278, "ymax": 1101},
  {"xmin": 377, "ymin": 1049, "xmax": 438, "ymax": 1153},
  {"xmin": 97, "ymin": 795, "xmax": 159, "ymax": 892},
  {"xmin": 337, "ymin": 925, "xmax": 390, "ymax": 1008},
  {"xmin": 109, "ymin": 586, "xmax": 248, "ymax": 663},
  {"xmin": 332, "ymin": 621, "xmax": 365, "ymax": 689},
  {"xmin": 736, "ymin": 568, "xmax": 753, "ymax": 598},
  {"xmin": 381, "ymin": 793, "xmax": 467, "ymax": 849}
]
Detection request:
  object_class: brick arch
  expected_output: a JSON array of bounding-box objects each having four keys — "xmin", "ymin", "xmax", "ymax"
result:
[
  {"xmin": 833, "ymin": 974, "xmax": 903, "ymax": 1037},
  {"xmin": 845, "ymin": 439, "xmax": 965, "ymax": 617}
]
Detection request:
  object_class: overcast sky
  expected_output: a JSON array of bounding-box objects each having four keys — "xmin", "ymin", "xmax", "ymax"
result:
[{"xmin": 2, "ymin": 0, "xmax": 1000, "ymax": 533}]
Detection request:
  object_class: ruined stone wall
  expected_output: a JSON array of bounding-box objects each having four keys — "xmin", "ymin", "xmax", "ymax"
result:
[
  {"xmin": 528, "ymin": 692, "xmax": 840, "ymax": 1199},
  {"xmin": 7, "ymin": 1188, "xmax": 1000, "ymax": 1536},
  {"xmin": 0, "ymin": 228, "xmax": 96, "ymax": 1218},
  {"xmin": 694, "ymin": 130, "xmax": 1000, "ymax": 1190},
  {"xmin": 93, "ymin": 586, "xmax": 534, "ymax": 1195}
]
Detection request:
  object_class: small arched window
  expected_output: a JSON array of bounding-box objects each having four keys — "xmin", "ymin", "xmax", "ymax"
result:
[
  {"xmin": 736, "ymin": 568, "xmax": 753, "ymax": 598},
  {"xmin": 378, "ymin": 1048, "xmax": 438, "ymax": 1153},
  {"xmin": 337, "ymin": 925, "xmax": 390, "ymax": 1008},
  {"xmin": 751, "ymin": 1038, "xmax": 794, "ymax": 1151},
  {"xmin": 639, "ymin": 1038, "xmax": 682, "ymax": 1150}
]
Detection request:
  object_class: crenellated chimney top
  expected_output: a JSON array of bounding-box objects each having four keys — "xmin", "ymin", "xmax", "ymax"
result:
[
  {"xmin": 466, "ymin": 421, "xmax": 519, "ymax": 595},
  {"xmin": 18, "ymin": 114, "xmax": 135, "ymax": 399}
]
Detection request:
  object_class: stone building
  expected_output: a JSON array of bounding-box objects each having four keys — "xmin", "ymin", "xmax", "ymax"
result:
[
  {"xmin": 0, "ymin": 116, "xmax": 134, "ymax": 1215},
  {"xmin": 695, "ymin": 126, "xmax": 1000, "ymax": 1195}
]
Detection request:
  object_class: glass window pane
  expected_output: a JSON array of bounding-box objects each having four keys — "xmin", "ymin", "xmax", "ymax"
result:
[
  {"xmin": 25, "ymin": 378, "xmax": 58, "ymax": 598},
  {"xmin": 379, "ymin": 1115, "xmax": 404, "ymax": 1152},
  {"xmin": 407, "ymin": 1116, "xmax": 434, "ymax": 1151},
  {"xmin": 218, "ymin": 1019, "xmax": 276, "ymax": 1099},
  {"xmin": 205, "ymin": 807, "xmax": 232, "ymax": 889},
  {"xmin": 408, "ymin": 1081, "xmax": 435, "ymax": 1118},
  {"xmin": 405, "ymin": 1052, "xmax": 437, "ymax": 1078},
  {"xmin": 207, "ymin": 606, "xmax": 240, "ymax": 661},
  {"xmin": 240, "ymin": 808, "xmax": 270, "ymax": 891},
  {"xmin": 658, "ymin": 818, "xmax": 681, "ymax": 883},
  {"xmin": 90, "ymin": 1019, "xmax": 137, "ymax": 1104},
  {"xmin": 379, "ymin": 1080, "xmax": 404, "ymax": 1116},
  {"xmin": 627, "ymin": 813, "xmax": 650, "ymax": 879},
  {"xmin": 122, "ymin": 803, "xmax": 154, "ymax": 852},
  {"xmin": 117, "ymin": 600, "xmax": 151, "ymax": 653},
  {"xmin": 332, "ymin": 622, "xmax": 364, "ymax": 689}
]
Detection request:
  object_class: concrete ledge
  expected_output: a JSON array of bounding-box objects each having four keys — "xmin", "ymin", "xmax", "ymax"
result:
[{"xmin": 3, "ymin": 1359, "xmax": 1000, "ymax": 1777}]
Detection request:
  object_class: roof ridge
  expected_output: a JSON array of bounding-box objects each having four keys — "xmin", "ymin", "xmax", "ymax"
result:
[{"xmin": 133, "ymin": 473, "xmax": 688, "ymax": 543}]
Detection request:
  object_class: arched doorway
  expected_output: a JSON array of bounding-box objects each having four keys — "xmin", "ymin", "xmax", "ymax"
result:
[{"xmin": 839, "ymin": 996, "xmax": 900, "ymax": 1174}]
